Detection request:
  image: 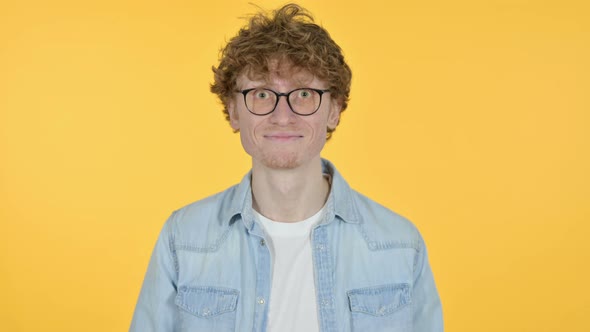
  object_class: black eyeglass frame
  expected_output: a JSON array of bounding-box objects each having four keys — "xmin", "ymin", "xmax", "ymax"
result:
[{"xmin": 237, "ymin": 88, "xmax": 331, "ymax": 116}]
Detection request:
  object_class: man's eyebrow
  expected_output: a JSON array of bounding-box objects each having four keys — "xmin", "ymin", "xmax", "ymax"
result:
[{"xmin": 237, "ymin": 80, "xmax": 266, "ymax": 90}]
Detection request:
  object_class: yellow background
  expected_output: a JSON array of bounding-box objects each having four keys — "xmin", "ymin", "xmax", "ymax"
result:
[{"xmin": 1, "ymin": 0, "xmax": 589, "ymax": 331}]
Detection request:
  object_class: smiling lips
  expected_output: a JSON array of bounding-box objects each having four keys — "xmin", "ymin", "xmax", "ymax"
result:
[{"xmin": 264, "ymin": 133, "xmax": 303, "ymax": 141}]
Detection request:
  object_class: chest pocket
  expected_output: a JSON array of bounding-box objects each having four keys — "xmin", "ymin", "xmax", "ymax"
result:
[
  {"xmin": 347, "ymin": 283, "xmax": 412, "ymax": 332},
  {"xmin": 175, "ymin": 286, "xmax": 239, "ymax": 332}
]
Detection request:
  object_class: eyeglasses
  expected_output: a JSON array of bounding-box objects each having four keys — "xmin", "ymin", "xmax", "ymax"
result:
[{"xmin": 237, "ymin": 88, "xmax": 331, "ymax": 116}]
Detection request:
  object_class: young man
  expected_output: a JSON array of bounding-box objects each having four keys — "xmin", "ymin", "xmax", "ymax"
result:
[{"xmin": 130, "ymin": 4, "xmax": 442, "ymax": 332}]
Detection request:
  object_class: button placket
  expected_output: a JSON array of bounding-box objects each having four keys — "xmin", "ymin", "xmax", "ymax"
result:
[
  {"xmin": 312, "ymin": 226, "xmax": 337, "ymax": 331},
  {"xmin": 249, "ymin": 226, "xmax": 272, "ymax": 332}
]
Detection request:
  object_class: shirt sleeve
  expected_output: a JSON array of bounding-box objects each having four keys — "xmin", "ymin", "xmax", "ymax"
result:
[
  {"xmin": 413, "ymin": 235, "xmax": 444, "ymax": 331},
  {"xmin": 130, "ymin": 214, "xmax": 178, "ymax": 332}
]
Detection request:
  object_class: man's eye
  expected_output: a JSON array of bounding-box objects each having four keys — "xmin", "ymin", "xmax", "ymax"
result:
[
  {"xmin": 298, "ymin": 90, "xmax": 312, "ymax": 98},
  {"xmin": 255, "ymin": 91, "xmax": 269, "ymax": 98}
]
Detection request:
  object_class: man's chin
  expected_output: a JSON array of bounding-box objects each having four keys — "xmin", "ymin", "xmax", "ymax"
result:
[{"xmin": 259, "ymin": 153, "xmax": 301, "ymax": 170}]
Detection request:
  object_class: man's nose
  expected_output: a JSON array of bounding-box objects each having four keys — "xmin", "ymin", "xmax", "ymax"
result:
[{"xmin": 269, "ymin": 95, "xmax": 296, "ymax": 124}]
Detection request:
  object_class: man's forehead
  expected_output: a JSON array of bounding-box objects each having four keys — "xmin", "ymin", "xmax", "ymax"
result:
[
  {"xmin": 243, "ymin": 67, "xmax": 315, "ymax": 83},
  {"xmin": 238, "ymin": 65, "xmax": 320, "ymax": 88}
]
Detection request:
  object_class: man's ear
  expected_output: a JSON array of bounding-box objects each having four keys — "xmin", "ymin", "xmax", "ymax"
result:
[
  {"xmin": 228, "ymin": 101, "xmax": 240, "ymax": 131},
  {"xmin": 327, "ymin": 100, "xmax": 341, "ymax": 130}
]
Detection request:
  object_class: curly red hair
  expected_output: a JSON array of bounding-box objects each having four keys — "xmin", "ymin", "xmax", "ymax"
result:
[{"xmin": 210, "ymin": 3, "xmax": 352, "ymax": 139}]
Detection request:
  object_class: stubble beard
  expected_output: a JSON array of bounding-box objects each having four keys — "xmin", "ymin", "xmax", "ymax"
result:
[{"xmin": 258, "ymin": 149, "xmax": 300, "ymax": 169}]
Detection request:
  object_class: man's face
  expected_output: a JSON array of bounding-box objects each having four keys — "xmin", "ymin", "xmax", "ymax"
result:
[{"xmin": 228, "ymin": 65, "xmax": 341, "ymax": 170}]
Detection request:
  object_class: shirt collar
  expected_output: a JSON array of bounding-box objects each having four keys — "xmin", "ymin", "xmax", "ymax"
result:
[
  {"xmin": 220, "ymin": 158, "xmax": 361, "ymax": 228},
  {"xmin": 320, "ymin": 158, "xmax": 360, "ymax": 224}
]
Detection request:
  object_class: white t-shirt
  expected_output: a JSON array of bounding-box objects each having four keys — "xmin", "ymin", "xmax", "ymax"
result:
[{"xmin": 254, "ymin": 207, "xmax": 324, "ymax": 332}]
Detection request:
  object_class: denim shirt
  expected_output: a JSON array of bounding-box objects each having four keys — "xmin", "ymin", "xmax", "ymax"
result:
[{"xmin": 130, "ymin": 159, "xmax": 443, "ymax": 332}]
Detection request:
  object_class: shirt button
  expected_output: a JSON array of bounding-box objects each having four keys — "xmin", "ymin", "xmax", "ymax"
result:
[
  {"xmin": 260, "ymin": 239, "xmax": 266, "ymax": 246},
  {"xmin": 202, "ymin": 308, "xmax": 211, "ymax": 316},
  {"xmin": 316, "ymin": 244, "xmax": 325, "ymax": 250},
  {"xmin": 257, "ymin": 297, "xmax": 265, "ymax": 305}
]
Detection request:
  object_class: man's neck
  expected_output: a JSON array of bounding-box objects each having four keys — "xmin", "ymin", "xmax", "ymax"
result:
[{"xmin": 251, "ymin": 157, "xmax": 330, "ymax": 223}]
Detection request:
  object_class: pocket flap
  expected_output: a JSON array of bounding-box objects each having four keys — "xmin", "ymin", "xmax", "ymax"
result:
[
  {"xmin": 347, "ymin": 283, "xmax": 411, "ymax": 316},
  {"xmin": 175, "ymin": 286, "xmax": 239, "ymax": 317}
]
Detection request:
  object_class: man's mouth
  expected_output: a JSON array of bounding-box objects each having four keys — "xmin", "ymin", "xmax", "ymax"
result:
[{"xmin": 264, "ymin": 133, "xmax": 303, "ymax": 141}]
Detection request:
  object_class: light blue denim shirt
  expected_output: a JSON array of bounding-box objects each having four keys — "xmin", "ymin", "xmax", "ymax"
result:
[{"xmin": 130, "ymin": 159, "xmax": 443, "ymax": 332}]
